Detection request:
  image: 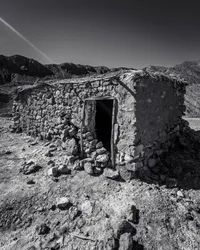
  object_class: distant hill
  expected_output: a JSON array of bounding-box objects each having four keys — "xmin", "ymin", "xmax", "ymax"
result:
[{"xmin": 0, "ymin": 55, "xmax": 130, "ymax": 85}]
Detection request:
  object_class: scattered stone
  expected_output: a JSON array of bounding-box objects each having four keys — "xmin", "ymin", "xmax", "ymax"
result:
[
  {"xmin": 73, "ymin": 160, "xmax": 83, "ymax": 170},
  {"xmin": 96, "ymin": 154, "xmax": 109, "ymax": 163},
  {"xmin": 63, "ymin": 138, "xmax": 78, "ymax": 156},
  {"xmin": 5, "ymin": 150, "xmax": 12, "ymax": 155},
  {"xmin": 27, "ymin": 179, "xmax": 35, "ymax": 185},
  {"xmin": 36, "ymin": 223, "xmax": 50, "ymax": 235},
  {"xmin": 83, "ymin": 132, "xmax": 92, "ymax": 139},
  {"xmin": 94, "ymin": 167, "xmax": 103, "ymax": 175},
  {"xmin": 69, "ymin": 206, "xmax": 80, "ymax": 220},
  {"xmin": 91, "ymin": 151, "xmax": 97, "ymax": 160},
  {"xmin": 80, "ymin": 200, "xmax": 93, "ymax": 216},
  {"xmin": 47, "ymin": 160, "xmax": 55, "ymax": 166},
  {"xmin": 84, "ymin": 162, "xmax": 93, "ymax": 175},
  {"xmin": 58, "ymin": 164, "xmax": 71, "ymax": 175},
  {"xmin": 119, "ymin": 168, "xmax": 133, "ymax": 181},
  {"xmin": 103, "ymin": 168, "xmax": 119, "ymax": 179},
  {"xmin": 66, "ymin": 155, "xmax": 77, "ymax": 164},
  {"xmin": 96, "ymin": 147, "xmax": 107, "ymax": 155},
  {"xmin": 22, "ymin": 163, "xmax": 41, "ymax": 175},
  {"xmin": 30, "ymin": 140, "xmax": 38, "ymax": 146},
  {"xmin": 56, "ymin": 197, "xmax": 71, "ymax": 209},
  {"xmin": 177, "ymin": 190, "xmax": 184, "ymax": 198},
  {"xmin": 48, "ymin": 167, "xmax": 59, "ymax": 177}
]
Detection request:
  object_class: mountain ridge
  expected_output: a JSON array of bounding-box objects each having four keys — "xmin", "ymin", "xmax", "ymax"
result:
[{"xmin": 1, "ymin": 54, "xmax": 200, "ymax": 117}]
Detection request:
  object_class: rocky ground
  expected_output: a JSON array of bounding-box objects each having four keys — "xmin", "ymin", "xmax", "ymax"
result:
[{"xmin": 1, "ymin": 115, "xmax": 200, "ymax": 250}]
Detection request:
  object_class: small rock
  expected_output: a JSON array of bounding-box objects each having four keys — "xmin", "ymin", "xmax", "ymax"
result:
[
  {"xmin": 48, "ymin": 167, "xmax": 59, "ymax": 177},
  {"xmin": 63, "ymin": 138, "xmax": 78, "ymax": 156},
  {"xmin": 30, "ymin": 140, "xmax": 38, "ymax": 146},
  {"xmin": 96, "ymin": 147, "xmax": 107, "ymax": 155},
  {"xmin": 96, "ymin": 141, "xmax": 103, "ymax": 149},
  {"xmin": 69, "ymin": 206, "xmax": 79, "ymax": 220},
  {"xmin": 119, "ymin": 168, "xmax": 133, "ymax": 181},
  {"xmin": 177, "ymin": 190, "xmax": 184, "ymax": 198},
  {"xmin": 58, "ymin": 164, "xmax": 71, "ymax": 175},
  {"xmin": 56, "ymin": 197, "xmax": 71, "ymax": 209},
  {"xmin": 26, "ymin": 159, "xmax": 35, "ymax": 165},
  {"xmin": 36, "ymin": 223, "xmax": 50, "ymax": 235},
  {"xmin": 103, "ymin": 168, "xmax": 119, "ymax": 179},
  {"xmin": 80, "ymin": 200, "xmax": 93, "ymax": 216},
  {"xmin": 94, "ymin": 167, "xmax": 103, "ymax": 175},
  {"xmin": 5, "ymin": 150, "xmax": 12, "ymax": 155},
  {"xmin": 87, "ymin": 136, "xmax": 94, "ymax": 141},
  {"xmin": 27, "ymin": 179, "xmax": 35, "ymax": 185},
  {"xmin": 73, "ymin": 160, "xmax": 83, "ymax": 170},
  {"xmin": 22, "ymin": 164, "xmax": 41, "ymax": 175},
  {"xmin": 84, "ymin": 162, "xmax": 93, "ymax": 175},
  {"xmin": 66, "ymin": 155, "xmax": 77, "ymax": 164},
  {"xmin": 83, "ymin": 132, "xmax": 92, "ymax": 139},
  {"xmin": 91, "ymin": 151, "xmax": 97, "ymax": 160},
  {"xmin": 47, "ymin": 160, "xmax": 55, "ymax": 166},
  {"xmin": 96, "ymin": 154, "xmax": 109, "ymax": 163}
]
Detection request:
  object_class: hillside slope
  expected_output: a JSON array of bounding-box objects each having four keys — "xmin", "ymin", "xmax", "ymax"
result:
[{"xmin": 0, "ymin": 55, "xmax": 124, "ymax": 85}]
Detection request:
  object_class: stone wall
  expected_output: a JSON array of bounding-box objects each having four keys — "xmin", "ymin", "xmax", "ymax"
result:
[{"xmin": 12, "ymin": 70, "xmax": 187, "ymax": 181}]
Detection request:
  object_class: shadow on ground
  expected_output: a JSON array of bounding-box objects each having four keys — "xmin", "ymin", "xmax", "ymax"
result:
[{"xmin": 141, "ymin": 126, "xmax": 200, "ymax": 190}]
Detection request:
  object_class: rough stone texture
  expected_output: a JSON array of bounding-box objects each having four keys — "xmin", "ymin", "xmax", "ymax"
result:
[{"xmin": 12, "ymin": 69, "xmax": 187, "ymax": 181}]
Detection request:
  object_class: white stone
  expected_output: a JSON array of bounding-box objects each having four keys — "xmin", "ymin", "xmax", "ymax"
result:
[
  {"xmin": 56, "ymin": 197, "xmax": 70, "ymax": 209},
  {"xmin": 84, "ymin": 162, "xmax": 93, "ymax": 175},
  {"xmin": 96, "ymin": 154, "xmax": 109, "ymax": 163},
  {"xmin": 103, "ymin": 168, "xmax": 119, "ymax": 179},
  {"xmin": 177, "ymin": 190, "xmax": 184, "ymax": 198},
  {"xmin": 80, "ymin": 200, "xmax": 93, "ymax": 216}
]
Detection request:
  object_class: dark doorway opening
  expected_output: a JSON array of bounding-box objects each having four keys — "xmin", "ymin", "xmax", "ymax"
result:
[{"xmin": 95, "ymin": 99, "xmax": 113, "ymax": 152}]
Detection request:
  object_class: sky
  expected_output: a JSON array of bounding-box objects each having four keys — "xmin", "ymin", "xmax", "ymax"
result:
[{"xmin": 0, "ymin": 0, "xmax": 200, "ymax": 68}]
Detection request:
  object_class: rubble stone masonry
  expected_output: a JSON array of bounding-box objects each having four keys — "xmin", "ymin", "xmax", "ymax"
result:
[{"xmin": 12, "ymin": 69, "xmax": 187, "ymax": 181}]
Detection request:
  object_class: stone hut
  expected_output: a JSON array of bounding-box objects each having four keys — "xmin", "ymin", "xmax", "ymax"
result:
[{"xmin": 12, "ymin": 69, "xmax": 187, "ymax": 180}]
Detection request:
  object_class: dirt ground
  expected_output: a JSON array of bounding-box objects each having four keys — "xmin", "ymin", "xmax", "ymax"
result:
[{"xmin": 1, "ymin": 116, "xmax": 200, "ymax": 249}]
